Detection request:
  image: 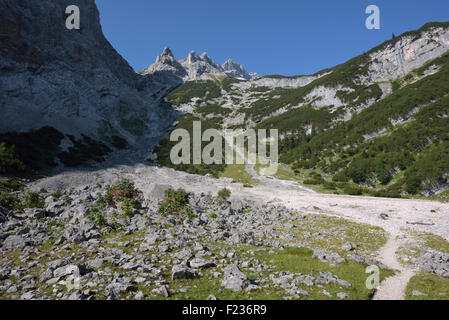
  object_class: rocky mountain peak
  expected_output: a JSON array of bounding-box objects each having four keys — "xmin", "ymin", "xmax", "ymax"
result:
[
  {"xmin": 161, "ymin": 47, "xmax": 174, "ymax": 58},
  {"xmin": 222, "ymin": 59, "xmax": 256, "ymax": 80},
  {"xmin": 187, "ymin": 50, "xmax": 201, "ymax": 64},
  {"xmin": 143, "ymin": 49, "xmax": 257, "ymax": 81}
]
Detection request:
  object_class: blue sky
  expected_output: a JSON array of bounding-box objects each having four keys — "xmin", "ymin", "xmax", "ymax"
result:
[{"xmin": 95, "ymin": 0, "xmax": 449, "ymax": 76}]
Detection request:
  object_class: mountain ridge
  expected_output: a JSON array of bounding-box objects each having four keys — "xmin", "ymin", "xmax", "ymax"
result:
[{"xmin": 140, "ymin": 47, "xmax": 259, "ymax": 81}]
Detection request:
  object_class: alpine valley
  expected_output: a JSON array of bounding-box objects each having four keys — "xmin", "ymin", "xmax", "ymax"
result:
[{"xmin": 1, "ymin": 0, "xmax": 449, "ymax": 302}]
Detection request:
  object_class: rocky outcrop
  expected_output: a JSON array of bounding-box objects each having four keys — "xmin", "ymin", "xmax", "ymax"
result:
[
  {"xmin": 0, "ymin": 0, "xmax": 176, "ymax": 153},
  {"xmin": 365, "ymin": 24, "xmax": 449, "ymax": 83}
]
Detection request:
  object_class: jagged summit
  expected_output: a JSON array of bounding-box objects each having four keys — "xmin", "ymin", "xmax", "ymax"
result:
[
  {"xmin": 222, "ymin": 59, "xmax": 253, "ymax": 80},
  {"xmin": 142, "ymin": 47, "xmax": 258, "ymax": 81},
  {"xmin": 186, "ymin": 50, "xmax": 201, "ymax": 64},
  {"xmin": 159, "ymin": 47, "xmax": 174, "ymax": 58}
]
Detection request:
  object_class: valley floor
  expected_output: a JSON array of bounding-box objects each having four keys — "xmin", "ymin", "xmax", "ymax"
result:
[{"xmin": 26, "ymin": 163, "xmax": 449, "ymax": 300}]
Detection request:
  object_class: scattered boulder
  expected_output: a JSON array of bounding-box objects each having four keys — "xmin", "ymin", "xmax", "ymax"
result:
[
  {"xmin": 171, "ymin": 264, "xmax": 199, "ymax": 280},
  {"xmin": 412, "ymin": 290, "xmax": 427, "ymax": 297},
  {"xmin": 337, "ymin": 292, "xmax": 351, "ymax": 299},
  {"xmin": 316, "ymin": 272, "xmax": 351, "ymax": 288},
  {"xmin": 152, "ymin": 285, "xmax": 170, "ymax": 298},
  {"xmin": 342, "ymin": 242, "xmax": 356, "ymax": 251},
  {"xmin": 3, "ymin": 235, "xmax": 29, "ymax": 251},
  {"xmin": 313, "ymin": 248, "xmax": 346, "ymax": 265},
  {"xmin": 230, "ymin": 231, "xmax": 255, "ymax": 245},
  {"xmin": 221, "ymin": 264, "xmax": 250, "ymax": 292},
  {"xmin": 189, "ymin": 258, "xmax": 216, "ymax": 269},
  {"xmin": 418, "ymin": 250, "xmax": 449, "ymax": 278}
]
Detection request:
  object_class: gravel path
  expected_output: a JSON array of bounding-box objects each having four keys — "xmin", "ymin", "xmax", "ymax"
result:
[{"xmin": 371, "ymin": 234, "xmax": 415, "ymax": 300}]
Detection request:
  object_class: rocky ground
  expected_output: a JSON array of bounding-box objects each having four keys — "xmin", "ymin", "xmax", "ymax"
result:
[{"xmin": 1, "ymin": 164, "xmax": 449, "ymax": 300}]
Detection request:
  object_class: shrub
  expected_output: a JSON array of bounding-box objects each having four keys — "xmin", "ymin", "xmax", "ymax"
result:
[
  {"xmin": 217, "ymin": 188, "xmax": 231, "ymax": 202},
  {"xmin": 87, "ymin": 206, "xmax": 106, "ymax": 225},
  {"xmin": 0, "ymin": 177, "xmax": 24, "ymax": 192},
  {"xmin": 51, "ymin": 190, "xmax": 63, "ymax": 199},
  {"xmin": 0, "ymin": 142, "xmax": 25, "ymax": 174},
  {"xmin": 343, "ymin": 184, "xmax": 363, "ymax": 196},
  {"xmin": 0, "ymin": 191, "xmax": 21, "ymax": 210},
  {"xmin": 209, "ymin": 213, "xmax": 218, "ymax": 219},
  {"xmin": 405, "ymin": 175, "xmax": 421, "ymax": 194},
  {"xmin": 120, "ymin": 198, "xmax": 136, "ymax": 218},
  {"xmin": 22, "ymin": 190, "xmax": 45, "ymax": 209},
  {"xmin": 106, "ymin": 178, "xmax": 139, "ymax": 203},
  {"xmin": 158, "ymin": 188, "xmax": 192, "ymax": 216}
]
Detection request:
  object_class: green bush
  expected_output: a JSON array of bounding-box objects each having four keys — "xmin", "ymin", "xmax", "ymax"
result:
[
  {"xmin": 106, "ymin": 178, "xmax": 139, "ymax": 203},
  {"xmin": 120, "ymin": 198, "xmax": 136, "ymax": 218},
  {"xmin": 343, "ymin": 184, "xmax": 363, "ymax": 196},
  {"xmin": 217, "ymin": 188, "xmax": 231, "ymax": 202},
  {"xmin": 0, "ymin": 142, "xmax": 25, "ymax": 174},
  {"xmin": 0, "ymin": 191, "xmax": 21, "ymax": 210},
  {"xmin": 158, "ymin": 188, "xmax": 192, "ymax": 216},
  {"xmin": 405, "ymin": 175, "xmax": 421, "ymax": 194},
  {"xmin": 87, "ymin": 206, "xmax": 106, "ymax": 225},
  {"xmin": 22, "ymin": 190, "xmax": 45, "ymax": 209},
  {"xmin": 0, "ymin": 177, "xmax": 24, "ymax": 192}
]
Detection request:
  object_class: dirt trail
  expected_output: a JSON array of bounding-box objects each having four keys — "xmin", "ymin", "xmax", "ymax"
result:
[
  {"xmin": 371, "ymin": 234, "xmax": 415, "ymax": 300},
  {"xmin": 240, "ymin": 160, "xmax": 446, "ymax": 300}
]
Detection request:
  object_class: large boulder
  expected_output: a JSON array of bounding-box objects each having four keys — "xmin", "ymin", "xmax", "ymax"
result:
[
  {"xmin": 3, "ymin": 235, "xmax": 29, "ymax": 251},
  {"xmin": 221, "ymin": 264, "xmax": 250, "ymax": 292}
]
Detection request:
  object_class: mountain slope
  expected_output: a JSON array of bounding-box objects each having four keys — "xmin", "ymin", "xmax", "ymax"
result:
[{"xmin": 155, "ymin": 22, "xmax": 449, "ymax": 198}]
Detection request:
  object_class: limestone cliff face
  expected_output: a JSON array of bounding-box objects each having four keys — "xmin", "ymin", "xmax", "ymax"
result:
[
  {"xmin": 365, "ymin": 25, "xmax": 449, "ymax": 83},
  {"xmin": 0, "ymin": 0, "xmax": 176, "ymax": 148}
]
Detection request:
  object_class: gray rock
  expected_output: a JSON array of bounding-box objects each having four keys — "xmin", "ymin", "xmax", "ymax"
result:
[
  {"xmin": 173, "ymin": 248, "xmax": 194, "ymax": 261},
  {"xmin": 221, "ymin": 264, "xmax": 250, "ymax": 292},
  {"xmin": 39, "ymin": 268, "xmax": 54, "ymax": 283},
  {"xmin": 418, "ymin": 250, "xmax": 449, "ymax": 278},
  {"xmin": 230, "ymin": 231, "xmax": 255, "ymax": 245},
  {"xmin": 24, "ymin": 208, "xmax": 48, "ymax": 220},
  {"xmin": 3, "ymin": 235, "xmax": 29, "ymax": 251},
  {"xmin": 87, "ymin": 258, "xmax": 105, "ymax": 269},
  {"xmin": 53, "ymin": 264, "xmax": 85, "ymax": 278},
  {"xmin": 342, "ymin": 242, "xmax": 356, "ymax": 251},
  {"xmin": 134, "ymin": 291, "xmax": 144, "ymax": 300},
  {"xmin": 292, "ymin": 275, "xmax": 314, "ymax": 287},
  {"xmin": 152, "ymin": 285, "xmax": 170, "ymax": 298},
  {"xmin": 171, "ymin": 264, "xmax": 198, "ymax": 280},
  {"xmin": 349, "ymin": 253, "xmax": 389, "ymax": 269},
  {"xmin": 20, "ymin": 292, "xmax": 34, "ymax": 300},
  {"xmin": 412, "ymin": 290, "xmax": 427, "ymax": 296},
  {"xmin": 105, "ymin": 282, "xmax": 135, "ymax": 298},
  {"xmin": 189, "ymin": 258, "xmax": 216, "ymax": 269},
  {"xmin": 230, "ymin": 199, "xmax": 245, "ymax": 214},
  {"xmin": 316, "ymin": 272, "xmax": 351, "ymax": 288},
  {"xmin": 313, "ymin": 248, "xmax": 346, "ymax": 265},
  {"xmin": 68, "ymin": 290, "xmax": 86, "ymax": 300},
  {"xmin": 337, "ymin": 292, "xmax": 351, "ymax": 299}
]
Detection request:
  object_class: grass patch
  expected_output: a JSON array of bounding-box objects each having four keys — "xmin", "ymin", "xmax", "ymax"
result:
[
  {"xmin": 220, "ymin": 164, "xmax": 259, "ymax": 185},
  {"xmin": 406, "ymin": 272, "xmax": 449, "ymax": 300},
  {"xmin": 285, "ymin": 214, "xmax": 388, "ymax": 257}
]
